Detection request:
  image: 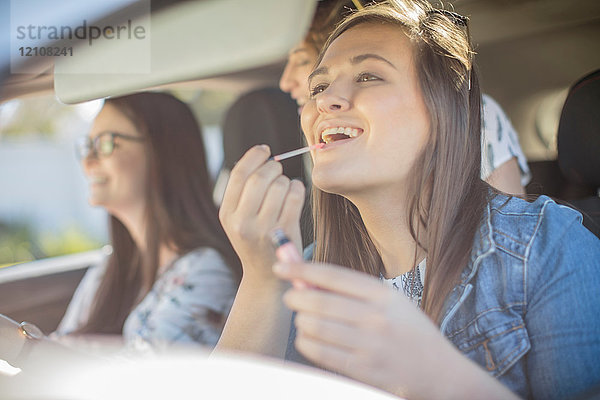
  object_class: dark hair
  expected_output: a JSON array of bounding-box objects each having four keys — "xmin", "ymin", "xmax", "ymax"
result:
[
  {"xmin": 79, "ymin": 92, "xmax": 241, "ymax": 334},
  {"xmin": 311, "ymin": 0, "xmax": 489, "ymax": 323},
  {"xmin": 305, "ymin": 0, "xmax": 362, "ymax": 53}
]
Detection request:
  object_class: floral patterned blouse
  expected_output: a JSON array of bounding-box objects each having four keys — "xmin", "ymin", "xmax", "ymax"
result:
[{"xmin": 55, "ymin": 247, "xmax": 238, "ymax": 351}]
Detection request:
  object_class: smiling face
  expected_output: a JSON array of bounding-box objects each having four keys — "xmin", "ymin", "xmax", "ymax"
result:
[
  {"xmin": 300, "ymin": 22, "xmax": 431, "ymax": 199},
  {"xmin": 82, "ymin": 104, "xmax": 148, "ymax": 218},
  {"xmin": 279, "ymin": 40, "xmax": 319, "ymax": 115}
]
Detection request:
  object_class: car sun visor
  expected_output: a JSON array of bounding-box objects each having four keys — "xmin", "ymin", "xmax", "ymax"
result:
[{"xmin": 54, "ymin": 0, "xmax": 316, "ymax": 104}]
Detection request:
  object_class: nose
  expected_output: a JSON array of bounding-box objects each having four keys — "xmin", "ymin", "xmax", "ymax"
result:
[
  {"xmin": 279, "ymin": 62, "xmax": 295, "ymax": 94},
  {"xmin": 81, "ymin": 149, "xmax": 98, "ymax": 169},
  {"xmin": 316, "ymin": 89, "xmax": 350, "ymax": 114}
]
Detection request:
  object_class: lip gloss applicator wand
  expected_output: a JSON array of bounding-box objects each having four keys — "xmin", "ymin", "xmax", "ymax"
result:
[
  {"xmin": 270, "ymin": 228, "xmax": 312, "ymax": 289},
  {"xmin": 269, "ymin": 143, "xmax": 325, "ymax": 162}
]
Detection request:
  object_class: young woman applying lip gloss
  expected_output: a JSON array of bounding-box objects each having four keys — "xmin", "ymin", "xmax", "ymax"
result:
[{"xmin": 216, "ymin": 1, "xmax": 600, "ymax": 399}]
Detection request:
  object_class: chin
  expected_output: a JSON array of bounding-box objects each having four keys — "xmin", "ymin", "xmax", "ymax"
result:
[
  {"xmin": 87, "ymin": 196, "xmax": 107, "ymax": 208},
  {"xmin": 311, "ymin": 168, "xmax": 358, "ymax": 197}
]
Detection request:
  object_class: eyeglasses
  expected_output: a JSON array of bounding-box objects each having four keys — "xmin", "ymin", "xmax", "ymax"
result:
[
  {"xmin": 76, "ymin": 131, "xmax": 144, "ymax": 159},
  {"xmin": 425, "ymin": 9, "xmax": 471, "ymax": 89}
]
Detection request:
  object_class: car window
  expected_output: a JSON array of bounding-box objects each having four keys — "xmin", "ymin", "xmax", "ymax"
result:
[
  {"xmin": 0, "ymin": 95, "xmax": 106, "ymax": 267},
  {"xmin": 0, "ymin": 87, "xmax": 242, "ymax": 268}
]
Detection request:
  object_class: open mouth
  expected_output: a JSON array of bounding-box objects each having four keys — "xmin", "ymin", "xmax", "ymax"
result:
[
  {"xmin": 89, "ymin": 176, "xmax": 108, "ymax": 184},
  {"xmin": 320, "ymin": 126, "xmax": 363, "ymax": 144}
]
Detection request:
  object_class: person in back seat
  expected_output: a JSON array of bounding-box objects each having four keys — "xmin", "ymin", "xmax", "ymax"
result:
[
  {"xmin": 54, "ymin": 92, "xmax": 240, "ymax": 351},
  {"xmin": 279, "ymin": 0, "xmax": 530, "ymax": 195}
]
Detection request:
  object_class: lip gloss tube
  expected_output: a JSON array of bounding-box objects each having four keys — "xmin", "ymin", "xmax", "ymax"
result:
[{"xmin": 270, "ymin": 229, "xmax": 309, "ymax": 289}]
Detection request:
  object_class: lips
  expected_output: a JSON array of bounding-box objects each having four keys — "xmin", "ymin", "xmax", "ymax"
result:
[{"xmin": 320, "ymin": 126, "xmax": 363, "ymax": 144}]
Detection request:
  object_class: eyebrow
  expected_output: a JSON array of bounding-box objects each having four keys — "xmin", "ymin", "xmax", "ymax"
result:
[
  {"xmin": 308, "ymin": 53, "xmax": 397, "ymax": 83},
  {"xmin": 351, "ymin": 53, "xmax": 396, "ymax": 69},
  {"xmin": 290, "ymin": 47, "xmax": 310, "ymax": 55}
]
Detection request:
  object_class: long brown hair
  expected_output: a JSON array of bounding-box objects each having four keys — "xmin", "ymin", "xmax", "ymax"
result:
[
  {"xmin": 79, "ymin": 92, "xmax": 241, "ymax": 334},
  {"xmin": 311, "ymin": 0, "xmax": 489, "ymax": 323}
]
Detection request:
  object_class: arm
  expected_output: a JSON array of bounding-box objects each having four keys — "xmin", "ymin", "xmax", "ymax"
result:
[
  {"xmin": 486, "ymin": 157, "xmax": 525, "ymax": 195},
  {"xmin": 215, "ymin": 145, "xmax": 305, "ymax": 358},
  {"xmin": 524, "ymin": 206, "xmax": 600, "ymax": 400},
  {"xmin": 216, "ymin": 272, "xmax": 293, "ymax": 357},
  {"xmin": 52, "ymin": 262, "xmax": 106, "ymax": 336},
  {"xmin": 274, "ymin": 261, "xmax": 519, "ymax": 400},
  {"xmin": 481, "ymin": 94, "xmax": 530, "ymax": 194}
]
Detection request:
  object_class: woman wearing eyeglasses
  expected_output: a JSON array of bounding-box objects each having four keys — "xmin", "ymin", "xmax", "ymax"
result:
[
  {"xmin": 55, "ymin": 92, "xmax": 241, "ymax": 351},
  {"xmin": 216, "ymin": 1, "xmax": 600, "ymax": 398}
]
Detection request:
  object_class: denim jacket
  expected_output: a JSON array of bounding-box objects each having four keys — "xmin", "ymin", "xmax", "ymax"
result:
[{"xmin": 287, "ymin": 195, "xmax": 600, "ymax": 399}]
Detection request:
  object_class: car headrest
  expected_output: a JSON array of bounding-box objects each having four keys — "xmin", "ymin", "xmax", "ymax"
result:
[
  {"xmin": 557, "ymin": 69, "xmax": 600, "ymax": 188},
  {"xmin": 222, "ymin": 87, "xmax": 304, "ymax": 180}
]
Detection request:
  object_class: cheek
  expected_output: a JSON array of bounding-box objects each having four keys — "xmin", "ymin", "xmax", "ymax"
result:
[
  {"xmin": 354, "ymin": 95, "xmax": 430, "ymax": 184},
  {"xmin": 127, "ymin": 159, "xmax": 148, "ymax": 190},
  {"xmin": 112, "ymin": 152, "xmax": 148, "ymax": 190},
  {"xmin": 367, "ymin": 90, "xmax": 430, "ymax": 149}
]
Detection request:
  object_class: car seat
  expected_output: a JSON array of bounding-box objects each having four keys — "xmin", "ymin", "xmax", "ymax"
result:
[
  {"xmin": 223, "ymin": 88, "xmax": 304, "ymax": 177},
  {"xmin": 557, "ymin": 69, "xmax": 600, "ymax": 238},
  {"xmin": 214, "ymin": 87, "xmax": 313, "ymax": 245}
]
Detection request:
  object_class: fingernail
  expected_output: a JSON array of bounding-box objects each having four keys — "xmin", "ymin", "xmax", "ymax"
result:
[
  {"xmin": 293, "ymin": 279, "xmax": 307, "ymax": 289},
  {"xmin": 273, "ymin": 262, "xmax": 289, "ymax": 275},
  {"xmin": 259, "ymin": 144, "xmax": 270, "ymax": 152}
]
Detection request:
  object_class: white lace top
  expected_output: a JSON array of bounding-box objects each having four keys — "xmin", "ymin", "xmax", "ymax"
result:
[{"xmin": 382, "ymin": 259, "xmax": 426, "ymax": 308}]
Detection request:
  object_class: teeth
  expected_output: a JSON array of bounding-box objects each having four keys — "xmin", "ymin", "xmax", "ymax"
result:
[
  {"xmin": 90, "ymin": 176, "xmax": 107, "ymax": 184},
  {"xmin": 320, "ymin": 126, "xmax": 362, "ymax": 142}
]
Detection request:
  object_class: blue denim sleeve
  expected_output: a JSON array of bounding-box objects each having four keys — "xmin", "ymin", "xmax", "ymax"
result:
[
  {"xmin": 525, "ymin": 203, "xmax": 600, "ymax": 400},
  {"xmin": 285, "ymin": 312, "xmax": 314, "ymax": 366},
  {"xmin": 285, "ymin": 243, "xmax": 315, "ymax": 366}
]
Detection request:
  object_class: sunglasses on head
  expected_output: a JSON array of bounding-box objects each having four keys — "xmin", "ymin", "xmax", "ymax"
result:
[{"xmin": 426, "ymin": 9, "xmax": 469, "ymax": 27}]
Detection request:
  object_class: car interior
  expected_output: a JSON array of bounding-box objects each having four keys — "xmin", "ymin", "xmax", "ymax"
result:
[{"xmin": 0, "ymin": 0, "xmax": 599, "ymax": 395}]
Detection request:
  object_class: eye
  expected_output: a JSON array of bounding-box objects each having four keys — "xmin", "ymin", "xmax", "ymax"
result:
[
  {"xmin": 295, "ymin": 59, "xmax": 311, "ymax": 67},
  {"xmin": 309, "ymin": 83, "xmax": 329, "ymax": 97},
  {"xmin": 356, "ymin": 72, "xmax": 381, "ymax": 83},
  {"xmin": 98, "ymin": 134, "xmax": 115, "ymax": 156}
]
